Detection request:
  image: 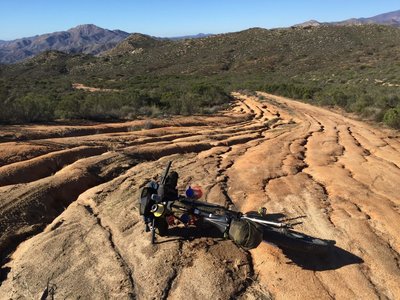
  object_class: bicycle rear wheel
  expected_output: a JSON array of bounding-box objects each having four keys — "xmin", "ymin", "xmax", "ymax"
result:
[
  {"xmin": 244, "ymin": 212, "xmax": 335, "ymax": 253},
  {"xmin": 264, "ymin": 227, "xmax": 335, "ymax": 253}
]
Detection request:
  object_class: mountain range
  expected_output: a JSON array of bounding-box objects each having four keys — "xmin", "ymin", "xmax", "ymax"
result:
[
  {"xmin": 0, "ymin": 26, "xmax": 213, "ymax": 64},
  {"xmin": 295, "ymin": 9, "xmax": 400, "ymax": 28},
  {"xmin": 333, "ymin": 9, "xmax": 400, "ymax": 27},
  {"xmin": 0, "ymin": 24, "xmax": 129, "ymax": 64},
  {"xmin": 0, "ymin": 9, "xmax": 399, "ymax": 64}
]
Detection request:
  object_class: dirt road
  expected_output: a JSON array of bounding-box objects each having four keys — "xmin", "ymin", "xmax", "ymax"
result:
[{"xmin": 0, "ymin": 92, "xmax": 399, "ymax": 299}]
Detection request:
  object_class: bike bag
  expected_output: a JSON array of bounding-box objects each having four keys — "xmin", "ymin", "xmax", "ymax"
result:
[
  {"xmin": 139, "ymin": 182, "xmax": 158, "ymax": 216},
  {"xmin": 228, "ymin": 219, "xmax": 263, "ymax": 250}
]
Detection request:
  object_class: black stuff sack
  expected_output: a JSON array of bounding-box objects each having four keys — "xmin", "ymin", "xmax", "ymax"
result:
[
  {"xmin": 139, "ymin": 183, "xmax": 158, "ymax": 216},
  {"xmin": 228, "ymin": 219, "xmax": 263, "ymax": 250}
]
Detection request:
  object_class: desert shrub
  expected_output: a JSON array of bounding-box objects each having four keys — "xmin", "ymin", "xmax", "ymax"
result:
[
  {"xmin": 180, "ymin": 94, "xmax": 195, "ymax": 115},
  {"xmin": 190, "ymin": 84, "xmax": 231, "ymax": 106},
  {"xmin": 0, "ymin": 81, "xmax": 9, "ymax": 102},
  {"xmin": 377, "ymin": 94, "xmax": 400, "ymax": 109},
  {"xmin": 13, "ymin": 93, "xmax": 55, "ymax": 122},
  {"xmin": 262, "ymin": 83, "xmax": 319, "ymax": 100},
  {"xmin": 374, "ymin": 109, "xmax": 386, "ymax": 122},
  {"xmin": 383, "ymin": 107, "xmax": 400, "ymax": 128},
  {"xmin": 332, "ymin": 91, "xmax": 349, "ymax": 108},
  {"xmin": 55, "ymin": 95, "xmax": 82, "ymax": 119}
]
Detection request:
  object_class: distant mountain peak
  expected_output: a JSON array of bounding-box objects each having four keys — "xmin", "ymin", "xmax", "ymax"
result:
[
  {"xmin": 67, "ymin": 24, "xmax": 120, "ymax": 36},
  {"xmin": 293, "ymin": 20, "xmax": 323, "ymax": 28},
  {"xmin": 71, "ymin": 24, "xmax": 99, "ymax": 30},
  {"xmin": 0, "ymin": 24, "xmax": 130, "ymax": 64}
]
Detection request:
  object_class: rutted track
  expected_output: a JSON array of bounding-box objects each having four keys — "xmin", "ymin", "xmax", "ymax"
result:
[{"xmin": 0, "ymin": 92, "xmax": 399, "ymax": 299}]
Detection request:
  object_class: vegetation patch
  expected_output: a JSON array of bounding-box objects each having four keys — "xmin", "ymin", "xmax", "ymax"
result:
[{"xmin": 1, "ymin": 25, "xmax": 400, "ymax": 128}]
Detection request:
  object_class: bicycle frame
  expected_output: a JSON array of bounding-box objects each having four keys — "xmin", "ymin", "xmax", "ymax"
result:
[{"xmin": 145, "ymin": 160, "xmax": 304, "ymax": 244}]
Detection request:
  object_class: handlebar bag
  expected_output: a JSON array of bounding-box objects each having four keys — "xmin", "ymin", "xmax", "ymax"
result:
[{"xmin": 228, "ymin": 219, "xmax": 263, "ymax": 250}]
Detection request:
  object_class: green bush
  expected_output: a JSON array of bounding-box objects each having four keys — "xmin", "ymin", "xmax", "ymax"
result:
[
  {"xmin": 377, "ymin": 94, "xmax": 400, "ymax": 109},
  {"xmin": 54, "ymin": 94, "xmax": 82, "ymax": 119},
  {"xmin": 13, "ymin": 93, "xmax": 55, "ymax": 122},
  {"xmin": 383, "ymin": 107, "xmax": 400, "ymax": 128}
]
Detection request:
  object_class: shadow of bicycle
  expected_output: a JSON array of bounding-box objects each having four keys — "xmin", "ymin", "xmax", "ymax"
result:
[
  {"xmin": 156, "ymin": 224, "xmax": 223, "ymax": 244},
  {"xmin": 262, "ymin": 229, "xmax": 363, "ymax": 271},
  {"xmin": 154, "ymin": 215, "xmax": 364, "ymax": 272},
  {"xmin": 258, "ymin": 213, "xmax": 364, "ymax": 271},
  {"xmin": 280, "ymin": 245, "xmax": 364, "ymax": 271}
]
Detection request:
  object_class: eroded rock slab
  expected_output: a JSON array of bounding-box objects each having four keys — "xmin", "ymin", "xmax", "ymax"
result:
[{"xmin": 1, "ymin": 93, "xmax": 399, "ymax": 299}]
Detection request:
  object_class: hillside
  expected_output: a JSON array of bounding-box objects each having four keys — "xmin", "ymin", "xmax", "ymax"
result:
[
  {"xmin": 0, "ymin": 24, "xmax": 129, "ymax": 64},
  {"xmin": 169, "ymin": 33, "xmax": 213, "ymax": 40},
  {"xmin": 2, "ymin": 9, "xmax": 399, "ymax": 65},
  {"xmin": 99, "ymin": 25, "xmax": 400, "ymax": 76},
  {"xmin": 1, "ymin": 24, "xmax": 400, "ymax": 127},
  {"xmin": 104, "ymin": 33, "xmax": 169, "ymax": 56}
]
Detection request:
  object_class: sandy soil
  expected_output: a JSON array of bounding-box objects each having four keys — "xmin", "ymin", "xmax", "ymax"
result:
[
  {"xmin": 0, "ymin": 92, "xmax": 399, "ymax": 299},
  {"xmin": 72, "ymin": 83, "xmax": 120, "ymax": 92}
]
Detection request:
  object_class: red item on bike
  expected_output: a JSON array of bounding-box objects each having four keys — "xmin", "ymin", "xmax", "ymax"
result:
[{"xmin": 166, "ymin": 215, "xmax": 175, "ymax": 226}]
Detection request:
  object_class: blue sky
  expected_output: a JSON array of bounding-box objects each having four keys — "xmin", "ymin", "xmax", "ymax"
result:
[{"xmin": 0, "ymin": 0, "xmax": 399, "ymax": 40}]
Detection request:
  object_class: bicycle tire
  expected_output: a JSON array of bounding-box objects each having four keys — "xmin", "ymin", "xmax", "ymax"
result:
[
  {"xmin": 244, "ymin": 212, "xmax": 334, "ymax": 253},
  {"xmin": 155, "ymin": 217, "xmax": 169, "ymax": 236},
  {"xmin": 263, "ymin": 227, "xmax": 335, "ymax": 254}
]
